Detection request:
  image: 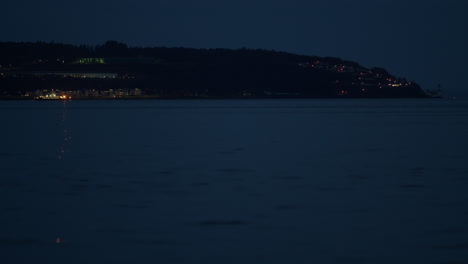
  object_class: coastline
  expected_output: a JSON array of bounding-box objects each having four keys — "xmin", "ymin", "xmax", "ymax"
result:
[{"xmin": 0, "ymin": 95, "xmax": 437, "ymax": 101}]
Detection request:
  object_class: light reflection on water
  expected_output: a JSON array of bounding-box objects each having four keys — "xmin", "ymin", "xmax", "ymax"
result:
[
  {"xmin": 1, "ymin": 99, "xmax": 468, "ymax": 264},
  {"xmin": 57, "ymin": 101, "xmax": 72, "ymax": 160}
]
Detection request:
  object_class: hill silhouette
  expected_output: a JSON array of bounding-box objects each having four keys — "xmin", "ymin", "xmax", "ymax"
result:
[{"xmin": 0, "ymin": 41, "xmax": 427, "ymax": 98}]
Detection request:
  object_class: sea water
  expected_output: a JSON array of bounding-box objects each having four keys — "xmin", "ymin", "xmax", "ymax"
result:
[{"xmin": 1, "ymin": 99, "xmax": 468, "ymax": 264}]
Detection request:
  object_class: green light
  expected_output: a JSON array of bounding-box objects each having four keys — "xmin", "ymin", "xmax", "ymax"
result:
[{"xmin": 75, "ymin": 58, "xmax": 105, "ymax": 64}]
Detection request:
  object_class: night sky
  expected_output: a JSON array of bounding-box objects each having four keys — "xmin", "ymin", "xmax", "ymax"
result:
[{"xmin": 2, "ymin": 0, "xmax": 467, "ymax": 96}]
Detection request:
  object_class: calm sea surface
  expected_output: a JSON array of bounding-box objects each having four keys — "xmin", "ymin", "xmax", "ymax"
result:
[{"xmin": 1, "ymin": 99, "xmax": 468, "ymax": 264}]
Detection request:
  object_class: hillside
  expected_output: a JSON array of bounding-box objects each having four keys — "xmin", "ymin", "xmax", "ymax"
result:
[{"xmin": 0, "ymin": 41, "xmax": 428, "ymax": 99}]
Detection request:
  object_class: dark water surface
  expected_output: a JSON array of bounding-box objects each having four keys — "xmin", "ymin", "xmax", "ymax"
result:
[{"xmin": 1, "ymin": 99, "xmax": 468, "ymax": 263}]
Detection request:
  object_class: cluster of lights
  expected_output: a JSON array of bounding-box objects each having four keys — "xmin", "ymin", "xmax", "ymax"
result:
[{"xmin": 36, "ymin": 94, "xmax": 71, "ymax": 100}]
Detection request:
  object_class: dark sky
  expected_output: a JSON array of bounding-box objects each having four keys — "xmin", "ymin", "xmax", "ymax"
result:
[{"xmin": 2, "ymin": 0, "xmax": 467, "ymax": 96}]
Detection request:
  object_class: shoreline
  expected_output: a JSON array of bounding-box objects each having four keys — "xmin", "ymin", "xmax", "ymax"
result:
[{"xmin": 0, "ymin": 95, "xmax": 437, "ymax": 101}]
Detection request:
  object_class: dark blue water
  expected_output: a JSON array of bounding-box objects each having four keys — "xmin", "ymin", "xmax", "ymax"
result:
[{"xmin": 1, "ymin": 99, "xmax": 468, "ymax": 263}]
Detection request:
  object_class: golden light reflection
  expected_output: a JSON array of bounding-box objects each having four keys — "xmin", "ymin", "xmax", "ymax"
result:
[{"xmin": 57, "ymin": 100, "xmax": 72, "ymax": 160}]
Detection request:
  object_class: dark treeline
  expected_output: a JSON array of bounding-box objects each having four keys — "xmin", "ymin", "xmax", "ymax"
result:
[{"xmin": 0, "ymin": 41, "xmax": 427, "ymax": 98}]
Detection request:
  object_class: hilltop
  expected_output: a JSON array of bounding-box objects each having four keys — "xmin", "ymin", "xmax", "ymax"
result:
[{"xmin": 0, "ymin": 41, "xmax": 428, "ymax": 99}]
